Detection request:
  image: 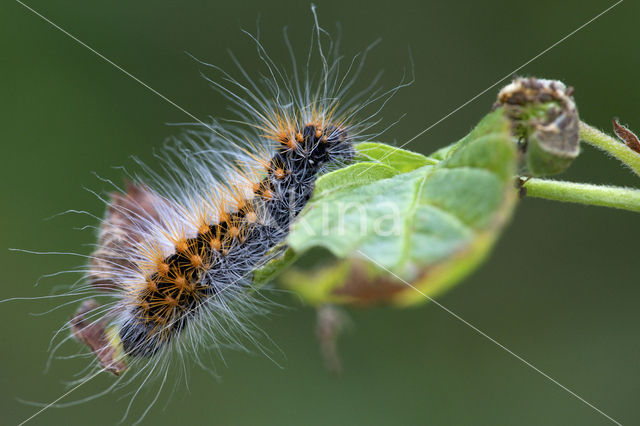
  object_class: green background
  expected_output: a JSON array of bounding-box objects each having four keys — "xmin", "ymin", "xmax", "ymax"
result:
[{"xmin": 2, "ymin": 0, "xmax": 638, "ymax": 424}]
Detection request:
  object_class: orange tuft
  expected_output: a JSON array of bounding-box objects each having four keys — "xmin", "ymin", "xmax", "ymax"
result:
[
  {"xmin": 198, "ymin": 222, "xmax": 210, "ymax": 235},
  {"xmin": 245, "ymin": 211, "xmax": 258, "ymax": 223},
  {"xmin": 157, "ymin": 262, "xmax": 170, "ymax": 276},
  {"xmin": 274, "ymin": 168, "xmax": 286, "ymax": 180},
  {"xmin": 260, "ymin": 158, "xmax": 272, "ymax": 171},
  {"xmin": 228, "ymin": 226, "xmax": 240, "ymax": 239},
  {"xmin": 175, "ymin": 238, "xmax": 189, "ymax": 253},
  {"xmin": 210, "ymin": 238, "xmax": 221, "ymax": 251},
  {"xmin": 190, "ymin": 254, "xmax": 203, "ymax": 268},
  {"xmin": 174, "ymin": 276, "xmax": 188, "ymax": 290},
  {"xmin": 147, "ymin": 278, "xmax": 158, "ymax": 292},
  {"xmin": 286, "ymin": 138, "xmax": 298, "ymax": 150}
]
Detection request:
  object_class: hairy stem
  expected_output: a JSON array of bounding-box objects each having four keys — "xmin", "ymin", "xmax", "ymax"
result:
[
  {"xmin": 579, "ymin": 121, "xmax": 640, "ymax": 177},
  {"xmin": 524, "ymin": 178, "xmax": 640, "ymax": 213}
]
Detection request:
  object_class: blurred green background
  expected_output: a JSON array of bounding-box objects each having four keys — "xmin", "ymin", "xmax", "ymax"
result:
[{"xmin": 2, "ymin": 0, "xmax": 639, "ymax": 424}]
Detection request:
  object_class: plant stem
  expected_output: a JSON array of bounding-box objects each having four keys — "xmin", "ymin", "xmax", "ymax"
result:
[
  {"xmin": 579, "ymin": 121, "xmax": 640, "ymax": 176},
  {"xmin": 524, "ymin": 178, "xmax": 640, "ymax": 213}
]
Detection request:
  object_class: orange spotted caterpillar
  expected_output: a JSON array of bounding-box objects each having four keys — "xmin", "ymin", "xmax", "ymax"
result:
[
  {"xmin": 90, "ymin": 102, "xmax": 355, "ymax": 361},
  {"xmin": 18, "ymin": 7, "xmax": 406, "ymax": 422}
]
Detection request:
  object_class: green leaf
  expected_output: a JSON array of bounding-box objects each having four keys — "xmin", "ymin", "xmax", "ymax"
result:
[
  {"xmin": 253, "ymin": 248, "xmax": 299, "ymax": 286},
  {"xmin": 279, "ymin": 261, "xmax": 353, "ymax": 305},
  {"xmin": 355, "ymin": 142, "xmax": 437, "ymax": 172},
  {"xmin": 280, "ymin": 109, "xmax": 519, "ymax": 306},
  {"xmin": 312, "ymin": 162, "xmax": 398, "ymax": 199}
]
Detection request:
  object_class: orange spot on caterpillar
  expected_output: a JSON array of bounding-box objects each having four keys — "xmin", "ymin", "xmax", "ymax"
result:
[
  {"xmin": 315, "ymin": 128, "xmax": 323, "ymax": 138},
  {"xmin": 175, "ymin": 238, "xmax": 188, "ymax": 253},
  {"xmin": 157, "ymin": 262, "xmax": 170, "ymax": 276},
  {"xmin": 190, "ymin": 254, "xmax": 203, "ymax": 268},
  {"xmin": 275, "ymin": 129, "xmax": 297, "ymax": 150},
  {"xmin": 245, "ymin": 212, "xmax": 258, "ymax": 223},
  {"xmin": 295, "ymin": 132, "xmax": 304, "ymax": 143},
  {"xmin": 252, "ymin": 180, "xmax": 273, "ymax": 199},
  {"xmin": 228, "ymin": 226, "xmax": 240, "ymax": 239},
  {"xmin": 262, "ymin": 189, "xmax": 274, "ymax": 199},
  {"xmin": 164, "ymin": 295, "xmax": 177, "ymax": 307},
  {"xmin": 274, "ymin": 168, "xmax": 286, "ymax": 180},
  {"xmin": 198, "ymin": 222, "xmax": 210, "ymax": 235},
  {"xmin": 147, "ymin": 278, "xmax": 158, "ymax": 292},
  {"xmin": 210, "ymin": 238, "xmax": 221, "ymax": 251},
  {"xmin": 174, "ymin": 276, "xmax": 188, "ymax": 290}
]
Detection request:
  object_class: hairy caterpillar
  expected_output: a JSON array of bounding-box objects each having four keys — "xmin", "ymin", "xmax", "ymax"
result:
[
  {"xmin": 20, "ymin": 7, "xmax": 406, "ymax": 423},
  {"xmin": 88, "ymin": 101, "xmax": 355, "ymax": 362}
]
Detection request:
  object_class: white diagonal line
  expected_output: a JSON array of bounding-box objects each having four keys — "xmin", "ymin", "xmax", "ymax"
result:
[
  {"xmin": 356, "ymin": 250, "xmax": 622, "ymax": 425},
  {"xmin": 15, "ymin": 0, "xmax": 208, "ymax": 128},
  {"xmin": 18, "ymin": 369, "xmax": 105, "ymax": 426},
  {"xmin": 358, "ymin": 0, "xmax": 623, "ymax": 176},
  {"xmin": 13, "ymin": 1, "xmax": 626, "ymax": 424}
]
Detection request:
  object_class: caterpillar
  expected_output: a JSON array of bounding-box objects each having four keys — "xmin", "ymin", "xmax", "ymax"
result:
[
  {"xmin": 25, "ymin": 6, "xmax": 406, "ymax": 422},
  {"xmin": 88, "ymin": 118, "xmax": 354, "ymax": 361}
]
